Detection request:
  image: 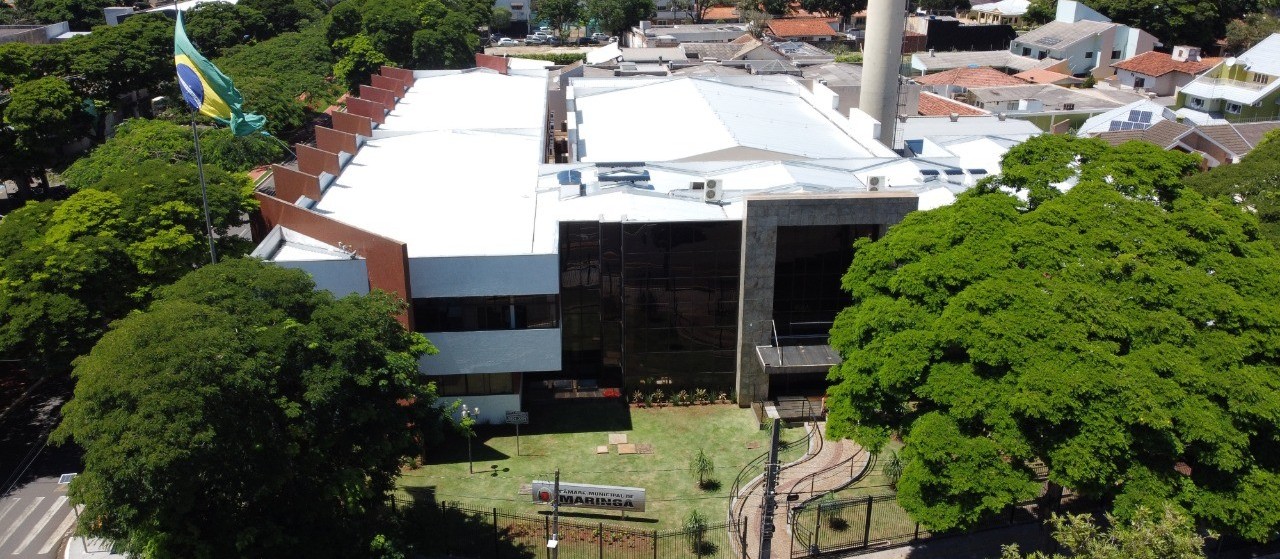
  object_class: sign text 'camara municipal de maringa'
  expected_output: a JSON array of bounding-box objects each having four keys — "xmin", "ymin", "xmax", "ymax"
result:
[{"xmin": 531, "ymin": 481, "xmax": 646, "ymax": 512}]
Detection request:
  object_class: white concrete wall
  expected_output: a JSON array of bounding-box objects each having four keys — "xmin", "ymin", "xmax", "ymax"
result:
[
  {"xmin": 409, "ymin": 254, "xmax": 560, "ymax": 297},
  {"xmin": 1117, "ymin": 69, "xmax": 1177, "ymax": 95},
  {"xmin": 420, "ymin": 328, "xmax": 562, "ymax": 374},
  {"xmin": 278, "ymin": 259, "xmax": 370, "ymax": 297}
]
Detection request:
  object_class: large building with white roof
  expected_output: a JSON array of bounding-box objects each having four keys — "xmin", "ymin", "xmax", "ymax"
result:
[{"xmin": 250, "ymin": 58, "xmax": 1033, "ymax": 421}]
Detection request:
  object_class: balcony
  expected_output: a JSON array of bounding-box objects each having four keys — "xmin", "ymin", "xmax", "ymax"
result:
[{"xmin": 1195, "ymin": 77, "xmax": 1268, "ymax": 91}]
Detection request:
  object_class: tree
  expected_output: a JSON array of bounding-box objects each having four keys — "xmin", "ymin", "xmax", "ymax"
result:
[
  {"xmin": 216, "ymin": 24, "xmax": 341, "ymax": 117},
  {"xmin": 914, "ymin": 0, "xmax": 968, "ymax": 13},
  {"xmin": 827, "ymin": 140, "xmax": 1280, "ymax": 541},
  {"xmin": 1183, "ymin": 137, "xmax": 1280, "ymax": 247},
  {"xmin": 1225, "ymin": 13, "xmax": 1280, "ymax": 54},
  {"xmin": 64, "ymin": 14, "xmax": 173, "ymax": 103},
  {"xmin": 1079, "ymin": 0, "xmax": 1226, "ymax": 49},
  {"xmin": 533, "ymin": 0, "xmax": 579, "ymax": 37},
  {"xmin": 1001, "ymin": 506, "xmax": 1210, "ymax": 559},
  {"xmin": 689, "ymin": 449, "xmax": 716, "ymax": 488},
  {"xmin": 586, "ymin": 0, "xmax": 656, "ymax": 37},
  {"xmin": 15, "ymin": 0, "xmax": 114, "ymax": 30},
  {"xmin": 1024, "ymin": 0, "xmax": 1054, "ymax": 23},
  {"xmin": 0, "ymin": 42, "xmax": 69, "ymax": 91},
  {"xmin": 237, "ymin": 0, "xmax": 324, "ymax": 34},
  {"xmin": 800, "ymin": 0, "xmax": 864, "ymax": 28},
  {"xmin": 52, "ymin": 258, "xmax": 447, "ymax": 558},
  {"xmin": 184, "ymin": 2, "xmax": 256, "ymax": 58},
  {"xmin": 63, "ymin": 118, "xmax": 283, "ymax": 190},
  {"xmin": 334, "ymin": 34, "xmax": 394, "ymax": 92},
  {"xmin": 490, "ymin": 5, "xmax": 512, "ymax": 29},
  {"xmin": 411, "ymin": 10, "xmax": 481, "ymax": 70},
  {"xmin": 2, "ymin": 76, "xmax": 89, "ymax": 190},
  {"xmin": 0, "ymin": 160, "xmax": 256, "ymax": 374}
]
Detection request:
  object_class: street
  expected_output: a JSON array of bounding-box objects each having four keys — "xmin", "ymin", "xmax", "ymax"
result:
[{"xmin": 0, "ymin": 376, "xmax": 80, "ymax": 558}]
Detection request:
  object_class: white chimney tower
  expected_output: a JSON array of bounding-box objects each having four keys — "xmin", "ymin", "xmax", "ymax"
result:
[{"xmin": 860, "ymin": 0, "xmax": 906, "ymax": 148}]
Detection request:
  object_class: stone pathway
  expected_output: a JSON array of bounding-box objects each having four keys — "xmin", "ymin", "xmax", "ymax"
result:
[{"xmin": 730, "ymin": 422, "xmax": 870, "ymax": 559}]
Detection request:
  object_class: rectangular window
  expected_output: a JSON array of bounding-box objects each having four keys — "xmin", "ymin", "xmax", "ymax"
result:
[
  {"xmin": 1085, "ymin": 51, "xmax": 1094, "ymax": 59},
  {"xmin": 412, "ymin": 295, "xmax": 559, "ymax": 332},
  {"xmin": 1226, "ymin": 102, "xmax": 1242, "ymax": 114},
  {"xmin": 1037, "ymin": 51, "xmax": 1048, "ymax": 60},
  {"xmin": 1134, "ymin": 77, "xmax": 1145, "ymax": 88},
  {"xmin": 426, "ymin": 373, "xmax": 519, "ymax": 396},
  {"xmin": 1007, "ymin": 100, "xmax": 1019, "ymax": 110},
  {"xmin": 1111, "ymin": 50, "xmax": 1120, "ymax": 59},
  {"xmin": 1253, "ymin": 73, "xmax": 1271, "ymax": 84},
  {"xmin": 1191, "ymin": 97, "xmax": 1204, "ymax": 108},
  {"xmin": 1021, "ymin": 47, "xmax": 1031, "ymax": 56}
]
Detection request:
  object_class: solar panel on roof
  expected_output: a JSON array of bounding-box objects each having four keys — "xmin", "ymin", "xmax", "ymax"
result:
[
  {"xmin": 1136, "ymin": 111, "xmax": 1152, "ymax": 123},
  {"xmin": 920, "ymin": 169, "xmax": 940, "ymax": 176},
  {"xmin": 968, "ymin": 169, "xmax": 988, "ymax": 175},
  {"xmin": 943, "ymin": 169, "xmax": 964, "ymax": 175},
  {"xmin": 1109, "ymin": 121, "xmax": 1123, "ymax": 131}
]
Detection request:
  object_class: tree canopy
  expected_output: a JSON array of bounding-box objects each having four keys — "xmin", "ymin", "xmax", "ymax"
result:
[
  {"xmin": 1183, "ymin": 136, "xmax": 1280, "ymax": 247},
  {"xmin": 0, "ymin": 160, "xmax": 256, "ymax": 374},
  {"xmin": 827, "ymin": 136, "xmax": 1280, "ymax": 541},
  {"xmin": 2, "ymin": 76, "xmax": 89, "ymax": 187},
  {"xmin": 53, "ymin": 258, "xmax": 448, "ymax": 558},
  {"xmin": 1225, "ymin": 13, "xmax": 1280, "ymax": 54},
  {"xmin": 586, "ymin": 0, "xmax": 657, "ymax": 36},
  {"xmin": 1002, "ymin": 506, "xmax": 1209, "ymax": 559},
  {"xmin": 1079, "ymin": 0, "xmax": 1251, "ymax": 49}
]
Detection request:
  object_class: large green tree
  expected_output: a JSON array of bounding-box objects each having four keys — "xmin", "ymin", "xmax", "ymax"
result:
[
  {"xmin": 53, "ymin": 258, "xmax": 448, "ymax": 558},
  {"xmin": 1002, "ymin": 506, "xmax": 1209, "ymax": 559},
  {"xmin": 64, "ymin": 14, "xmax": 173, "ymax": 103},
  {"xmin": 62, "ymin": 118, "xmax": 283, "ymax": 190},
  {"xmin": 0, "ymin": 42, "xmax": 68, "ymax": 91},
  {"xmin": 586, "ymin": 0, "xmax": 656, "ymax": 37},
  {"xmin": 827, "ymin": 137, "xmax": 1280, "ymax": 541},
  {"xmin": 1225, "ymin": 13, "xmax": 1280, "ymax": 54},
  {"xmin": 0, "ymin": 160, "xmax": 256, "ymax": 374},
  {"xmin": 2, "ymin": 76, "xmax": 89, "ymax": 192},
  {"xmin": 1183, "ymin": 135, "xmax": 1280, "ymax": 247},
  {"xmin": 15, "ymin": 0, "xmax": 113, "ymax": 29},
  {"xmin": 1080, "ymin": 0, "xmax": 1234, "ymax": 49},
  {"xmin": 799, "ymin": 0, "xmax": 864, "ymax": 27}
]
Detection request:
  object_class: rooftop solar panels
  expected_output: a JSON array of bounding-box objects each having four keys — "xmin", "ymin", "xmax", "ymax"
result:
[{"xmin": 1128, "ymin": 110, "xmax": 1153, "ymax": 123}]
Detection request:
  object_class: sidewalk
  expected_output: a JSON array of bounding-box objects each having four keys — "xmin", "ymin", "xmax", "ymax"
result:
[{"xmin": 64, "ymin": 538, "xmax": 126, "ymax": 559}]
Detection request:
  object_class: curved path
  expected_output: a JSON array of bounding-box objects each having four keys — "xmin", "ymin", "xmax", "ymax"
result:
[{"xmin": 731, "ymin": 422, "xmax": 869, "ymax": 559}]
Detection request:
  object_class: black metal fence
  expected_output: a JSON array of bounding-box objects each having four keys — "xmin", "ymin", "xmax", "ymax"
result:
[
  {"xmin": 788, "ymin": 494, "xmax": 1041, "ymax": 557},
  {"xmin": 408, "ymin": 501, "xmax": 746, "ymax": 559}
]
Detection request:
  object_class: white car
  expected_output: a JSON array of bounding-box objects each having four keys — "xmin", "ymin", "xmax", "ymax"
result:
[
  {"xmin": 591, "ymin": 32, "xmax": 610, "ymax": 42},
  {"xmin": 496, "ymin": 37, "xmax": 519, "ymax": 46}
]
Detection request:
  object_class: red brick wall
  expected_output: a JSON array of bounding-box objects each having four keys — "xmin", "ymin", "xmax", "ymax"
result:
[
  {"xmin": 332, "ymin": 112, "xmax": 374, "ymax": 137},
  {"xmin": 255, "ymin": 192, "xmax": 414, "ymax": 327}
]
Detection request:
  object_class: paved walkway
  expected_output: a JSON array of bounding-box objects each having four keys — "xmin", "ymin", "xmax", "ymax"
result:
[{"xmin": 732, "ymin": 422, "xmax": 870, "ymax": 559}]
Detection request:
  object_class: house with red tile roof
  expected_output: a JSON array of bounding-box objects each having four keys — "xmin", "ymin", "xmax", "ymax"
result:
[
  {"xmin": 917, "ymin": 91, "xmax": 990, "ymax": 117},
  {"xmin": 912, "ymin": 66, "xmax": 1027, "ymax": 98},
  {"xmin": 1111, "ymin": 46, "xmax": 1220, "ymax": 96},
  {"xmin": 766, "ymin": 18, "xmax": 841, "ymax": 41}
]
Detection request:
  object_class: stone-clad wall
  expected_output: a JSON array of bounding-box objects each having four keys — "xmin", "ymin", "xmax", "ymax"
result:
[{"xmin": 734, "ymin": 193, "xmax": 918, "ymax": 405}]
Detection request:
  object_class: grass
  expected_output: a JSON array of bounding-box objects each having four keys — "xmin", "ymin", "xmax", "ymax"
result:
[{"xmin": 397, "ymin": 401, "xmax": 803, "ymax": 528}]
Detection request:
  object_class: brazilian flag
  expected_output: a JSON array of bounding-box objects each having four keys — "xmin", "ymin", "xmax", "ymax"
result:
[{"xmin": 174, "ymin": 11, "xmax": 265, "ymax": 136}]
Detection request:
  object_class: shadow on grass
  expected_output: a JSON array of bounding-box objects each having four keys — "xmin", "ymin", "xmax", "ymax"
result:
[
  {"xmin": 421, "ymin": 431, "xmax": 513, "ymax": 466},
  {"xmin": 523, "ymin": 400, "xmax": 633, "ymax": 435},
  {"xmin": 698, "ymin": 479, "xmax": 722, "ymax": 492},
  {"xmin": 393, "ymin": 486, "xmax": 537, "ymax": 559},
  {"xmin": 545, "ymin": 509, "xmax": 661, "ymax": 524}
]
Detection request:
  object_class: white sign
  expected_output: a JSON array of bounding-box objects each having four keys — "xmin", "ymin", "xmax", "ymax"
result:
[
  {"xmin": 505, "ymin": 411, "xmax": 530, "ymax": 425},
  {"xmin": 531, "ymin": 480, "xmax": 646, "ymax": 512}
]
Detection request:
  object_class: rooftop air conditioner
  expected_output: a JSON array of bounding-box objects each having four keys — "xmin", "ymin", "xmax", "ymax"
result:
[
  {"xmin": 704, "ymin": 179, "xmax": 724, "ymax": 202},
  {"xmin": 867, "ymin": 176, "xmax": 886, "ymax": 190}
]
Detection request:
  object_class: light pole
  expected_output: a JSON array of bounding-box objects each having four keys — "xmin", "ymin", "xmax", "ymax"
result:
[{"xmin": 462, "ymin": 405, "xmax": 480, "ymax": 474}]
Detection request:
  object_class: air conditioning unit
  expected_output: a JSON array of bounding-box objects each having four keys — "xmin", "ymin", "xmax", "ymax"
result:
[
  {"xmin": 1063, "ymin": 102, "xmax": 1075, "ymax": 110},
  {"xmin": 867, "ymin": 176, "xmax": 886, "ymax": 190},
  {"xmin": 690, "ymin": 181, "xmax": 705, "ymax": 190},
  {"xmin": 704, "ymin": 179, "xmax": 724, "ymax": 202}
]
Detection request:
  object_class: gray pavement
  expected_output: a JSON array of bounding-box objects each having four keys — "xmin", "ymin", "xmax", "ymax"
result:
[{"xmin": 0, "ymin": 477, "xmax": 77, "ymax": 558}]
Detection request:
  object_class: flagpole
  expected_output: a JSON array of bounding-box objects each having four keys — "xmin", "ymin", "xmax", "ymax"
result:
[{"xmin": 190, "ymin": 114, "xmax": 218, "ymax": 265}]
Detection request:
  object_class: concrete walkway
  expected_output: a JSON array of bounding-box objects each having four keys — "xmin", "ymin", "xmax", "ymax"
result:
[{"xmin": 732, "ymin": 422, "xmax": 870, "ymax": 559}]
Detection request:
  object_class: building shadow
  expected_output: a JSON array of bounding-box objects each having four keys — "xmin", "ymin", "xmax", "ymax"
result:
[
  {"xmin": 394, "ymin": 486, "xmax": 537, "ymax": 559},
  {"xmin": 521, "ymin": 400, "xmax": 633, "ymax": 435}
]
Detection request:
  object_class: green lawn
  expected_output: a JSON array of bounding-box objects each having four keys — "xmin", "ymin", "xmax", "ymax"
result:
[{"xmin": 398, "ymin": 401, "xmax": 803, "ymax": 528}]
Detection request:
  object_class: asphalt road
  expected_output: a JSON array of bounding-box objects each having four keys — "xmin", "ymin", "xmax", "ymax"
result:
[{"xmin": 0, "ymin": 377, "xmax": 81, "ymax": 559}]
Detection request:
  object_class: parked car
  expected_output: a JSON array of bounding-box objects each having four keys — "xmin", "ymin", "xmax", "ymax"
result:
[
  {"xmin": 496, "ymin": 37, "xmax": 519, "ymax": 46},
  {"xmin": 525, "ymin": 34, "xmax": 546, "ymax": 44},
  {"xmin": 576, "ymin": 37, "xmax": 594, "ymax": 45},
  {"xmin": 537, "ymin": 26, "xmax": 553, "ymax": 33},
  {"xmin": 591, "ymin": 32, "xmax": 610, "ymax": 42},
  {"xmin": 545, "ymin": 36, "xmax": 561, "ymax": 46}
]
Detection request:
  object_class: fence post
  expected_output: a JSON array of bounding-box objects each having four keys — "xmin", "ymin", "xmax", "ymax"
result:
[
  {"xmin": 913, "ymin": 522, "xmax": 919, "ymax": 542},
  {"xmin": 812, "ymin": 505, "xmax": 823, "ymax": 556},
  {"xmin": 493, "ymin": 508, "xmax": 499, "ymax": 559},
  {"xmin": 599, "ymin": 522, "xmax": 604, "ymax": 559},
  {"xmin": 545, "ymin": 515, "xmax": 551, "ymax": 559},
  {"xmin": 696, "ymin": 522, "xmax": 705, "ymax": 558},
  {"xmin": 863, "ymin": 496, "xmax": 874, "ymax": 548}
]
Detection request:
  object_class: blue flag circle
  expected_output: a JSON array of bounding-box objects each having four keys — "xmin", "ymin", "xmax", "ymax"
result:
[{"xmin": 176, "ymin": 62, "xmax": 204, "ymax": 111}]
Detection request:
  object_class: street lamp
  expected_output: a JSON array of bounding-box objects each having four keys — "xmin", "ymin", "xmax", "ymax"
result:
[{"xmin": 461, "ymin": 404, "xmax": 480, "ymax": 474}]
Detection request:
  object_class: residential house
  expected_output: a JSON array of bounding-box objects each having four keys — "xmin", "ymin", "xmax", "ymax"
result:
[
  {"xmin": 970, "ymin": 0, "xmax": 1029, "ymax": 26},
  {"xmin": 1093, "ymin": 118, "xmax": 1280, "ymax": 166},
  {"xmin": 1176, "ymin": 34, "xmax": 1280, "ymax": 123},
  {"xmin": 906, "ymin": 14, "xmax": 1016, "ymax": 51},
  {"xmin": 1111, "ymin": 46, "xmax": 1219, "ymax": 96},
  {"xmin": 917, "ymin": 91, "xmax": 990, "ymax": 117},
  {"xmin": 1013, "ymin": 68, "xmax": 1081, "ymax": 86},
  {"xmin": 1076, "ymin": 100, "xmax": 1176, "ymax": 135},
  {"xmin": 766, "ymin": 18, "xmax": 841, "ymax": 42},
  {"xmin": 913, "ymin": 66, "xmax": 1027, "ymax": 98},
  {"xmin": 965, "ymin": 83, "xmax": 1129, "ymax": 113},
  {"xmin": 628, "ymin": 21, "xmax": 749, "ymax": 47},
  {"xmin": 912, "ymin": 48, "xmax": 1067, "ymax": 75},
  {"xmin": 1008, "ymin": 0, "xmax": 1157, "ymax": 78}
]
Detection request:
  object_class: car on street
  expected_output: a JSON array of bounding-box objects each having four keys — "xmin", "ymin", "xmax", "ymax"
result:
[
  {"xmin": 525, "ymin": 35, "xmax": 546, "ymax": 44},
  {"xmin": 496, "ymin": 37, "xmax": 519, "ymax": 46},
  {"xmin": 591, "ymin": 32, "xmax": 611, "ymax": 42}
]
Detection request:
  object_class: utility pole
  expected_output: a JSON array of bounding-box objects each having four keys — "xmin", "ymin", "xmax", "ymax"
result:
[{"xmin": 551, "ymin": 468, "xmax": 561, "ymax": 559}]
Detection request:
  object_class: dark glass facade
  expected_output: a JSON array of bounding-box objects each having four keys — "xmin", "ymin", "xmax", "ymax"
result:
[
  {"xmin": 412, "ymin": 295, "xmax": 558, "ymax": 332},
  {"xmin": 772, "ymin": 225, "xmax": 878, "ymax": 343},
  {"xmin": 559, "ymin": 221, "xmax": 742, "ymax": 391}
]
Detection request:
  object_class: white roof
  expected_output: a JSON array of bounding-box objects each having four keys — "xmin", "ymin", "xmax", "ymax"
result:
[
  {"xmin": 901, "ymin": 115, "xmax": 1042, "ymax": 143},
  {"xmin": 1076, "ymin": 100, "xmax": 1176, "ymax": 136},
  {"xmin": 587, "ymin": 42, "xmax": 623, "ymax": 64},
  {"xmin": 145, "ymin": 0, "xmax": 236, "ymax": 12},
  {"xmin": 312, "ymin": 70, "xmax": 553, "ymax": 258},
  {"xmin": 972, "ymin": 0, "xmax": 1029, "ymax": 16},
  {"xmin": 1180, "ymin": 35, "xmax": 1280, "ymax": 105},
  {"xmin": 571, "ymin": 77, "xmax": 894, "ymax": 162}
]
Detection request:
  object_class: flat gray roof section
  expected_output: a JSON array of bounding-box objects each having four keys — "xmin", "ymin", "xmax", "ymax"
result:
[
  {"xmin": 757, "ymin": 345, "xmax": 841, "ymax": 374},
  {"xmin": 912, "ymin": 50, "xmax": 1058, "ymax": 74}
]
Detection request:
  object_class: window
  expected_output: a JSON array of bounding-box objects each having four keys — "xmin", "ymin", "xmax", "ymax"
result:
[
  {"xmin": 1111, "ymin": 50, "xmax": 1120, "ymax": 59},
  {"xmin": 1037, "ymin": 51, "xmax": 1048, "ymax": 60},
  {"xmin": 1191, "ymin": 97, "xmax": 1204, "ymax": 108},
  {"xmin": 1134, "ymin": 77, "xmax": 1146, "ymax": 88},
  {"xmin": 427, "ymin": 373, "xmax": 518, "ymax": 396},
  {"xmin": 1085, "ymin": 51, "xmax": 1094, "ymax": 59},
  {"xmin": 1022, "ymin": 47, "xmax": 1031, "ymax": 56},
  {"xmin": 413, "ymin": 295, "xmax": 559, "ymax": 332},
  {"xmin": 1226, "ymin": 102, "xmax": 1242, "ymax": 114},
  {"xmin": 1253, "ymin": 73, "xmax": 1271, "ymax": 84},
  {"xmin": 1007, "ymin": 100, "xmax": 1019, "ymax": 110}
]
